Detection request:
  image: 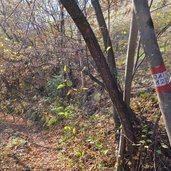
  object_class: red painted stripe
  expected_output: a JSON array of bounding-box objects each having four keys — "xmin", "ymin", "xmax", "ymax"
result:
[
  {"xmin": 151, "ymin": 64, "xmax": 166, "ymax": 74},
  {"xmin": 156, "ymin": 83, "xmax": 171, "ymax": 93}
]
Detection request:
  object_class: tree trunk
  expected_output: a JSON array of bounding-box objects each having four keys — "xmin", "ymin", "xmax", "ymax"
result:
[
  {"xmin": 59, "ymin": 2, "xmax": 65, "ymax": 34},
  {"xmin": 124, "ymin": 11, "xmax": 138, "ymax": 105},
  {"xmin": 91, "ymin": 0, "xmax": 120, "ymax": 129},
  {"xmin": 76, "ymin": 0, "xmax": 85, "ymax": 88},
  {"xmin": 59, "ymin": 0, "xmax": 136, "ymax": 151},
  {"xmin": 91, "ymin": 0, "xmax": 116, "ymax": 72},
  {"xmin": 133, "ymin": 0, "xmax": 171, "ymax": 145},
  {"xmin": 116, "ymin": 8, "xmax": 139, "ymax": 171}
]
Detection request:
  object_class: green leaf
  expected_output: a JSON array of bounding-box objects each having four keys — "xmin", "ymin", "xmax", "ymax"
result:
[
  {"xmin": 67, "ymin": 90, "xmax": 71, "ymax": 96},
  {"xmin": 148, "ymin": 131, "xmax": 153, "ymax": 135},
  {"xmin": 56, "ymin": 106, "xmax": 64, "ymax": 111},
  {"xmin": 66, "ymin": 80, "xmax": 72, "ymax": 87},
  {"xmin": 161, "ymin": 143, "xmax": 169, "ymax": 149},
  {"xmin": 95, "ymin": 143, "xmax": 103, "ymax": 150},
  {"xmin": 156, "ymin": 12, "xmax": 161, "ymax": 16},
  {"xmin": 156, "ymin": 150, "xmax": 162, "ymax": 154},
  {"xmin": 102, "ymin": 149, "xmax": 108, "ymax": 155},
  {"xmin": 85, "ymin": 137, "xmax": 94, "ymax": 143},
  {"xmin": 64, "ymin": 126, "xmax": 71, "ymax": 131},
  {"xmin": 142, "ymin": 124, "xmax": 148, "ymax": 128},
  {"xmin": 132, "ymin": 143, "xmax": 141, "ymax": 146},
  {"xmin": 141, "ymin": 135, "xmax": 146, "ymax": 138},
  {"xmin": 160, "ymin": 47, "xmax": 165, "ymax": 52},
  {"xmin": 57, "ymin": 83, "xmax": 65, "ymax": 89},
  {"xmin": 73, "ymin": 128, "xmax": 77, "ymax": 134},
  {"xmin": 106, "ymin": 46, "xmax": 111, "ymax": 52},
  {"xmin": 64, "ymin": 65, "xmax": 67, "ymax": 72},
  {"xmin": 64, "ymin": 112, "xmax": 72, "ymax": 118},
  {"xmin": 58, "ymin": 112, "xmax": 65, "ymax": 116},
  {"xmin": 82, "ymin": 66, "xmax": 87, "ymax": 71},
  {"xmin": 140, "ymin": 140, "xmax": 146, "ymax": 144},
  {"xmin": 146, "ymin": 139, "xmax": 152, "ymax": 143},
  {"xmin": 76, "ymin": 151, "xmax": 82, "ymax": 157},
  {"xmin": 47, "ymin": 19, "xmax": 52, "ymax": 23},
  {"xmin": 81, "ymin": 150, "xmax": 85, "ymax": 157},
  {"xmin": 47, "ymin": 117, "xmax": 58, "ymax": 127},
  {"xmin": 142, "ymin": 129, "xmax": 147, "ymax": 133}
]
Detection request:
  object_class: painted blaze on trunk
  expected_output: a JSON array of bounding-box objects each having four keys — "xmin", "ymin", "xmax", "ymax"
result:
[{"xmin": 151, "ymin": 65, "xmax": 171, "ymax": 92}]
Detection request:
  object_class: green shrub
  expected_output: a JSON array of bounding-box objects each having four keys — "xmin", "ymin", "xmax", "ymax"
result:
[{"xmin": 46, "ymin": 74, "xmax": 64, "ymax": 100}]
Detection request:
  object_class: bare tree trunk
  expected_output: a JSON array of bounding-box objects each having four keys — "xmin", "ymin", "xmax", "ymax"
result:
[
  {"xmin": 91, "ymin": 0, "xmax": 116, "ymax": 72},
  {"xmin": 76, "ymin": 0, "xmax": 84, "ymax": 88},
  {"xmin": 133, "ymin": 0, "xmax": 171, "ymax": 145},
  {"xmin": 124, "ymin": 11, "xmax": 138, "ymax": 105},
  {"xmin": 60, "ymin": 0, "xmax": 136, "ymax": 152},
  {"xmin": 77, "ymin": 48, "xmax": 85, "ymax": 88},
  {"xmin": 116, "ymin": 8, "xmax": 138, "ymax": 171},
  {"xmin": 91, "ymin": 0, "xmax": 120, "ymax": 130},
  {"xmin": 59, "ymin": 1, "xmax": 65, "ymax": 34},
  {"xmin": 107, "ymin": 0, "xmax": 111, "ymax": 34}
]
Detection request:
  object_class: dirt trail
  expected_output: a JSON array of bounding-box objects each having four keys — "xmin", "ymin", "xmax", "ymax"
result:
[{"xmin": 0, "ymin": 114, "xmax": 64, "ymax": 171}]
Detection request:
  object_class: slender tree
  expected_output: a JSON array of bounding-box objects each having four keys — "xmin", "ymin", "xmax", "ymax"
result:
[
  {"xmin": 91, "ymin": 0, "xmax": 120, "ymax": 129},
  {"xmin": 59, "ymin": 0, "xmax": 136, "ymax": 152},
  {"xmin": 124, "ymin": 11, "xmax": 138, "ymax": 105},
  {"xmin": 76, "ymin": 0, "xmax": 85, "ymax": 88},
  {"xmin": 133, "ymin": 0, "xmax": 171, "ymax": 145},
  {"xmin": 116, "ymin": 8, "xmax": 139, "ymax": 171},
  {"xmin": 59, "ymin": 1, "xmax": 65, "ymax": 34},
  {"xmin": 91, "ymin": 0, "xmax": 116, "ymax": 72}
]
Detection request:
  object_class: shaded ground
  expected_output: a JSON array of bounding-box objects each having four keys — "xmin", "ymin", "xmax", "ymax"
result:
[
  {"xmin": 0, "ymin": 114, "xmax": 64, "ymax": 171},
  {"xmin": 0, "ymin": 110, "xmax": 117, "ymax": 171},
  {"xmin": 1, "ymin": 93, "xmax": 171, "ymax": 171}
]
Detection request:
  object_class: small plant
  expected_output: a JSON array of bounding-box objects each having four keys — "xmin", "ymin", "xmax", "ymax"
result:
[
  {"xmin": 7, "ymin": 136, "xmax": 27, "ymax": 149},
  {"xmin": 75, "ymin": 150, "xmax": 85, "ymax": 157},
  {"xmin": 138, "ymin": 123, "xmax": 154, "ymax": 149},
  {"xmin": 46, "ymin": 117, "xmax": 58, "ymax": 128},
  {"xmin": 156, "ymin": 142, "xmax": 169, "ymax": 155},
  {"xmin": 46, "ymin": 74, "xmax": 64, "ymax": 99},
  {"xmin": 85, "ymin": 137, "xmax": 104, "ymax": 150},
  {"xmin": 51, "ymin": 104, "xmax": 79, "ymax": 120},
  {"xmin": 63, "ymin": 126, "xmax": 77, "ymax": 135}
]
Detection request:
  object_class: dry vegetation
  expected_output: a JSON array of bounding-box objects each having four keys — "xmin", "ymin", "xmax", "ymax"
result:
[{"xmin": 0, "ymin": 0, "xmax": 171, "ymax": 170}]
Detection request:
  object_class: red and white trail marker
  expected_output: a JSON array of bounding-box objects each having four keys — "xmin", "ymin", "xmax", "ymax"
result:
[{"xmin": 151, "ymin": 64, "xmax": 171, "ymax": 93}]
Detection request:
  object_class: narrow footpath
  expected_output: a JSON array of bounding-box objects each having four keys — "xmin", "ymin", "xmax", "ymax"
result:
[{"xmin": 0, "ymin": 114, "xmax": 64, "ymax": 171}]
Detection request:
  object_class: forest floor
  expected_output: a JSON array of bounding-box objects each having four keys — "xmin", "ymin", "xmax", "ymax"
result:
[
  {"xmin": 1, "ymin": 69, "xmax": 171, "ymax": 170},
  {"xmin": 0, "ymin": 109, "xmax": 117, "ymax": 171},
  {"xmin": 0, "ymin": 114, "xmax": 64, "ymax": 171},
  {"xmin": 1, "ymin": 62, "xmax": 171, "ymax": 171}
]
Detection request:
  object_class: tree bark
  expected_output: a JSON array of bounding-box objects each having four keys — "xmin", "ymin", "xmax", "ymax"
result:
[
  {"xmin": 59, "ymin": 1, "xmax": 65, "ymax": 34},
  {"xmin": 124, "ymin": 11, "xmax": 138, "ymax": 105},
  {"xmin": 91, "ymin": 0, "xmax": 116, "ymax": 72},
  {"xmin": 91, "ymin": 0, "xmax": 120, "ymax": 130},
  {"xmin": 133, "ymin": 0, "xmax": 171, "ymax": 145},
  {"xmin": 60, "ymin": 0, "xmax": 136, "ymax": 151},
  {"xmin": 116, "ymin": 9, "xmax": 139, "ymax": 171},
  {"xmin": 76, "ymin": 0, "xmax": 85, "ymax": 88}
]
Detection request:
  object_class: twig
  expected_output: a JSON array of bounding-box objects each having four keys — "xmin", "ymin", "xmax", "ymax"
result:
[{"xmin": 151, "ymin": 2, "xmax": 171, "ymax": 13}]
